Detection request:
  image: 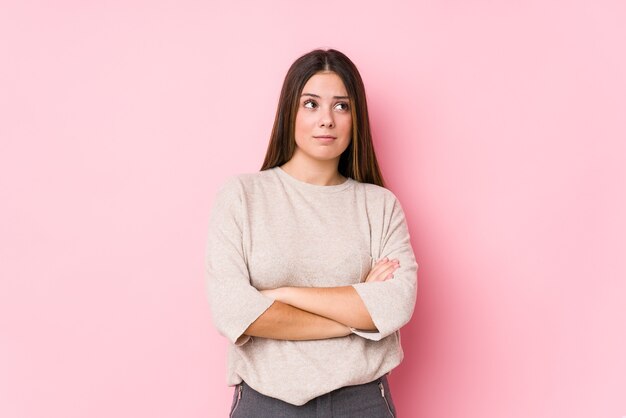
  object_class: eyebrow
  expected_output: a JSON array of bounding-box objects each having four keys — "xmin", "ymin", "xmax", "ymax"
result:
[{"xmin": 301, "ymin": 93, "xmax": 350, "ymax": 99}]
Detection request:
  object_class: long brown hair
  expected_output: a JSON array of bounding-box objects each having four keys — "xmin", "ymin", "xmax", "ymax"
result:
[{"xmin": 260, "ymin": 49, "xmax": 385, "ymax": 187}]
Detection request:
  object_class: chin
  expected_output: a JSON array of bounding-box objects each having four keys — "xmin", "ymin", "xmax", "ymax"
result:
[{"xmin": 309, "ymin": 150, "xmax": 345, "ymax": 160}]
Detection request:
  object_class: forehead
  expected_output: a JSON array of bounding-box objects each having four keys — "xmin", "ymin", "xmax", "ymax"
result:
[{"xmin": 301, "ymin": 72, "xmax": 348, "ymax": 96}]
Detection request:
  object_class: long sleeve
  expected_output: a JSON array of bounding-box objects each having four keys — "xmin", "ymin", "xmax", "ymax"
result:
[
  {"xmin": 351, "ymin": 193, "xmax": 418, "ymax": 341},
  {"xmin": 204, "ymin": 176, "xmax": 274, "ymax": 346}
]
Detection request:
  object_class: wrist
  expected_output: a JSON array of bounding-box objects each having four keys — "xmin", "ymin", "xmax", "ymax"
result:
[
  {"xmin": 260, "ymin": 287, "xmax": 286, "ymax": 301},
  {"xmin": 273, "ymin": 286, "xmax": 291, "ymax": 303}
]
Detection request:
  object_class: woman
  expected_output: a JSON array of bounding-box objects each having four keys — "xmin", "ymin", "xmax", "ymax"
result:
[{"xmin": 206, "ymin": 48, "xmax": 418, "ymax": 417}]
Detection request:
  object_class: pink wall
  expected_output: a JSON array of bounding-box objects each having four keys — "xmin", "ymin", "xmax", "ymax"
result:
[{"xmin": 1, "ymin": 1, "xmax": 625, "ymax": 417}]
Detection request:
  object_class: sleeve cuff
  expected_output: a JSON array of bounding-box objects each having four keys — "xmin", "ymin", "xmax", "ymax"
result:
[
  {"xmin": 226, "ymin": 298, "xmax": 275, "ymax": 346},
  {"xmin": 234, "ymin": 334, "xmax": 251, "ymax": 346},
  {"xmin": 349, "ymin": 327, "xmax": 384, "ymax": 341}
]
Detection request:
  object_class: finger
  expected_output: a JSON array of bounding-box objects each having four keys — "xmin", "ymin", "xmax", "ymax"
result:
[
  {"xmin": 369, "ymin": 265, "xmax": 396, "ymax": 282},
  {"xmin": 366, "ymin": 265, "xmax": 389, "ymax": 282},
  {"xmin": 379, "ymin": 262, "xmax": 399, "ymax": 276},
  {"xmin": 369, "ymin": 260, "xmax": 388, "ymax": 275},
  {"xmin": 366, "ymin": 259, "xmax": 400, "ymax": 281},
  {"xmin": 374, "ymin": 257, "xmax": 389, "ymax": 266},
  {"xmin": 375, "ymin": 258, "xmax": 399, "ymax": 268}
]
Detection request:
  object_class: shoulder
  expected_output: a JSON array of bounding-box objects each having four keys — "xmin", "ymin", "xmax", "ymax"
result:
[
  {"xmin": 356, "ymin": 181, "xmax": 400, "ymax": 206},
  {"xmin": 215, "ymin": 169, "xmax": 276, "ymax": 197},
  {"xmin": 355, "ymin": 181, "xmax": 411, "ymax": 225}
]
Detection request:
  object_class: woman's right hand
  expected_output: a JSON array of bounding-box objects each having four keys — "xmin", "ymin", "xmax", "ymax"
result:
[{"xmin": 364, "ymin": 257, "xmax": 400, "ymax": 282}]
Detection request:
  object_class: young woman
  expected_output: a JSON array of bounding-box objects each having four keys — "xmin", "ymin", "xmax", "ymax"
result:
[{"xmin": 206, "ymin": 48, "xmax": 418, "ymax": 417}]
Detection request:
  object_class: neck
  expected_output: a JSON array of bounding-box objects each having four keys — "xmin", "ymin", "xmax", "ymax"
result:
[{"xmin": 280, "ymin": 153, "xmax": 345, "ymax": 186}]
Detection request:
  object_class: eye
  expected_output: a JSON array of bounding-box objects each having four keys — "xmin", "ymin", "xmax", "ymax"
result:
[
  {"xmin": 334, "ymin": 102, "xmax": 350, "ymax": 111},
  {"xmin": 303, "ymin": 99, "xmax": 317, "ymax": 109}
]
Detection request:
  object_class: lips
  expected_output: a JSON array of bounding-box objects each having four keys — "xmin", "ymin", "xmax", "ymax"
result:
[
  {"xmin": 313, "ymin": 135, "xmax": 337, "ymax": 142},
  {"xmin": 313, "ymin": 135, "xmax": 337, "ymax": 145}
]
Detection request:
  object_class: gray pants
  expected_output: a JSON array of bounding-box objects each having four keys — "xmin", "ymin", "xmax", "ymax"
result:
[{"xmin": 229, "ymin": 375, "xmax": 397, "ymax": 418}]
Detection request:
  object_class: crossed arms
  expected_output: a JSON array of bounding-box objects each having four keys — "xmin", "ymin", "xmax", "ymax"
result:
[
  {"xmin": 241, "ymin": 257, "xmax": 400, "ymax": 342},
  {"xmin": 206, "ymin": 177, "xmax": 418, "ymax": 346}
]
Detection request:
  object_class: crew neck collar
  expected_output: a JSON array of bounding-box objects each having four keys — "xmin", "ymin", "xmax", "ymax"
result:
[{"xmin": 273, "ymin": 166, "xmax": 354, "ymax": 193}]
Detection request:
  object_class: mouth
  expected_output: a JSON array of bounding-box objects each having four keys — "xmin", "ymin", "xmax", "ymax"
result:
[{"xmin": 313, "ymin": 135, "xmax": 337, "ymax": 143}]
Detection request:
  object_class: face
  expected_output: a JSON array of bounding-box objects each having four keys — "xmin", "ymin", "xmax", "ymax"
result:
[{"xmin": 293, "ymin": 71, "xmax": 352, "ymax": 165}]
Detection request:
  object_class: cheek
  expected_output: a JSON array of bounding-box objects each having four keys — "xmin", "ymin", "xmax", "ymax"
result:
[
  {"xmin": 338, "ymin": 116, "xmax": 352, "ymax": 136},
  {"xmin": 294, "ymin": 113, "xmax": 313, "ymax": 133}
]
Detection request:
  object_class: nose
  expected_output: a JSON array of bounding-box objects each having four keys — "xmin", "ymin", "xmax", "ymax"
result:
[{"xmin": 319, "ymin": 107, "xmax": 335, "ymax": 128}]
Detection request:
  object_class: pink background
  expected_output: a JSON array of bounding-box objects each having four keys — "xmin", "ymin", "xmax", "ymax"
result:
[{"xmin": 1, "ymin": 1, "xmax": 625, "ymax": 417}]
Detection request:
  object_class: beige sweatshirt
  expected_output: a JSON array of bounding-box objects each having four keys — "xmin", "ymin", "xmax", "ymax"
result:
[{"xmin": 205, "ymin": 166, "xmax": 418, "ymax": 406}]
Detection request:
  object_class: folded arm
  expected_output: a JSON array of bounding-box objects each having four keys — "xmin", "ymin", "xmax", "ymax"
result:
[
  {"xmin": 241, "ymin": 300, "xmax": 351, "ymax": 342},
  {"xmin": 258, "ymin": 258, "xmax": 400, "ymax": 331}
]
